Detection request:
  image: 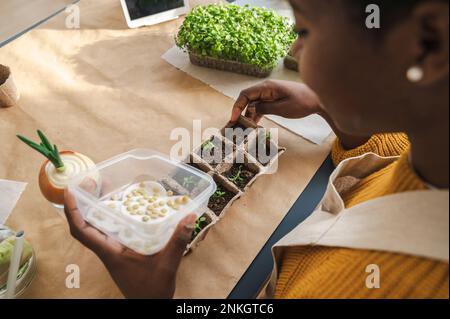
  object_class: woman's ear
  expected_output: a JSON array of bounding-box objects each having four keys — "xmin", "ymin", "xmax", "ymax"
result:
[{"xmin": 409, "ymin": 1, "xmax": 449, "ymax": 86}]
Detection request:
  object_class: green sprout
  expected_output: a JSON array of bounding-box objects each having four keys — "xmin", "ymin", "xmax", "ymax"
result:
[
  {"xmin": 192, "ymin": 216, "xmax": 208, "ymax": 239},
  {"xmin": 182, "ymin": 176, "xmax": 196, "ymax": 189},
  {"xmin": 212, "ymin": 188, "xmax": 226, "ymax": 199},
  {"xmin": 176, "ymin": 4, "xmax": 296, "ymax": 70},
  {"xmin": 16, "ymin": 130, "xmax": 65, "ymax": 172},
  {"xmin": 202, "ymin": 140, "xmax": 215, "ymax": 153},
  {"xmin": 228, "ymin": 165, "xmax": 245, "ymax": 185},
  {"xmin": 138, "ymin": 0, "xmax": 165, "ymax": 7},
  {"xmin": 265, "ymin": 131, "xmax": 272, "ymax": 141}
]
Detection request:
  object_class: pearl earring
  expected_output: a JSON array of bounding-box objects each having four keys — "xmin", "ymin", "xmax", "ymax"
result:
[{"xmin": 407, "ymin": 66, "xmax": 424, "ymax": 82}]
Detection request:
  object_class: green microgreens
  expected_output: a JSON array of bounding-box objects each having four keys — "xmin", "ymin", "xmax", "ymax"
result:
[
  {"xmin": 192, "ymin": 216, "xmax": 208, "ymax": 239},
  {"xmin": 16, "ymin": 130, "xmax": 65, "ymax": 172},
  {"xmin": 228, "ymin": 165, "xmax": 245, "ymax": 185},
  {"xmin": 176, "ymin": 4, "xmax": 296, "ymax": 70}
]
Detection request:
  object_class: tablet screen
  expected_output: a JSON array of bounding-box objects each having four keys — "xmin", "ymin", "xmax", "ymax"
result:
[{"xmin": 125, "ymin": 0, "xmax": 185, "ymax": 20}]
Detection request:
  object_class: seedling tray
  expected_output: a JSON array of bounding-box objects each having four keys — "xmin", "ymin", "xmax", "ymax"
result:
[{"xmin": 183, "ymin": 116, "xmax": 286, "ymax": 254}]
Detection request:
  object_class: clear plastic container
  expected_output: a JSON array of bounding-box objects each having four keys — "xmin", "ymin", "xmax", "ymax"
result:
[{"xmin": 68, "ymin": 149, "xmax": 216, "ymax": 255}]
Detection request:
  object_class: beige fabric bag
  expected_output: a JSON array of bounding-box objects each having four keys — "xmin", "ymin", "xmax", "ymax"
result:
[{"xmin": 261, "ymin": 153, "xmax": 449, "ymax": 298}]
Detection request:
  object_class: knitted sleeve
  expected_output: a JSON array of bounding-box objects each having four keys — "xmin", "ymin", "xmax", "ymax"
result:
[{"xmin": 331, "ymin": 133, "xmax": 410, "ymax": 167}]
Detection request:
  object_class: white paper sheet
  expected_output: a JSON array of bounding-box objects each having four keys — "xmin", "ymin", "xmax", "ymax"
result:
[
  {"xmin": 0, "ymin": 179, "xmax": 27, "ymax": 223},
  {"xmin": 162, "ymin": 46, "xmax": 332, "ymax": 144}
]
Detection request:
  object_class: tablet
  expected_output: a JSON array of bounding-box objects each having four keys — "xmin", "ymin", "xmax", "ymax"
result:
[{"xmin": 120, "ymin": 0, "xmax": 189, "ymax": 28}]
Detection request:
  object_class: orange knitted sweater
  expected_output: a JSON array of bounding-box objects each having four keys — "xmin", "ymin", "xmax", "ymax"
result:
[{"xmin": 274, "ymin": 133, "xmax": 449, "ymax": 299}]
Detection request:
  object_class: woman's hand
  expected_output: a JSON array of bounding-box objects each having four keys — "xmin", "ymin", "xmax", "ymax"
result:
[
  {"xmin": 231, "ymin": 80, "xmax": 371, "ymax": 149},
  {"xmin": 231, "ymin": 80, "xmax": 322, "ymax": 123},
  {"xmin": 63, "ymin": 190, "xmax": 197, "ymax": 299}
]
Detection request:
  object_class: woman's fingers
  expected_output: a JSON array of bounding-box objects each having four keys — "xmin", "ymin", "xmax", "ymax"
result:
[
  {"xmin": 233, "ymin": 81, "xmax": 322, "ymax": 123},
  {"xmin": 64, "ymin": 190, "xmax": 123, "ymax": 258},
  {"xmin": 231, "ymin": 81, "xmax": 279, "ymax": 122},
  {"xmin": 245, "ymin": 103, "xmax": 263, "ymax": 123},
  {"xmin": 231, "ymin": 92, "xmax": 250, "ymax": 122},
  {"xmin": 245, "ymin": 99, "xmax": 295, "ymax": 122},
  {"xmin": 78, "ymin": 177, "xmax": 98, "ymax": 196},
  {"xmin": 160, "ymin": 214, "xmax": 197, "ymax": 271}
]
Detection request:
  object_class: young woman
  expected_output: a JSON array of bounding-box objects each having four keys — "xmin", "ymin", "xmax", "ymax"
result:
[{"xmin": 64, "ymin": 0, "xmax": 449, "ymax": 298}]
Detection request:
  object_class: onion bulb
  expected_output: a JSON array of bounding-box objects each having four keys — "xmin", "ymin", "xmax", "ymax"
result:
[{"xmin": 39, "ymin": 151, "xmax": 95, "ymax": 205}]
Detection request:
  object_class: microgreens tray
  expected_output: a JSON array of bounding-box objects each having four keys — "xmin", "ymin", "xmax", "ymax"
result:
[{"xmin": 176, "ymin": 4, "xmax": 296, "ymax": 77}]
